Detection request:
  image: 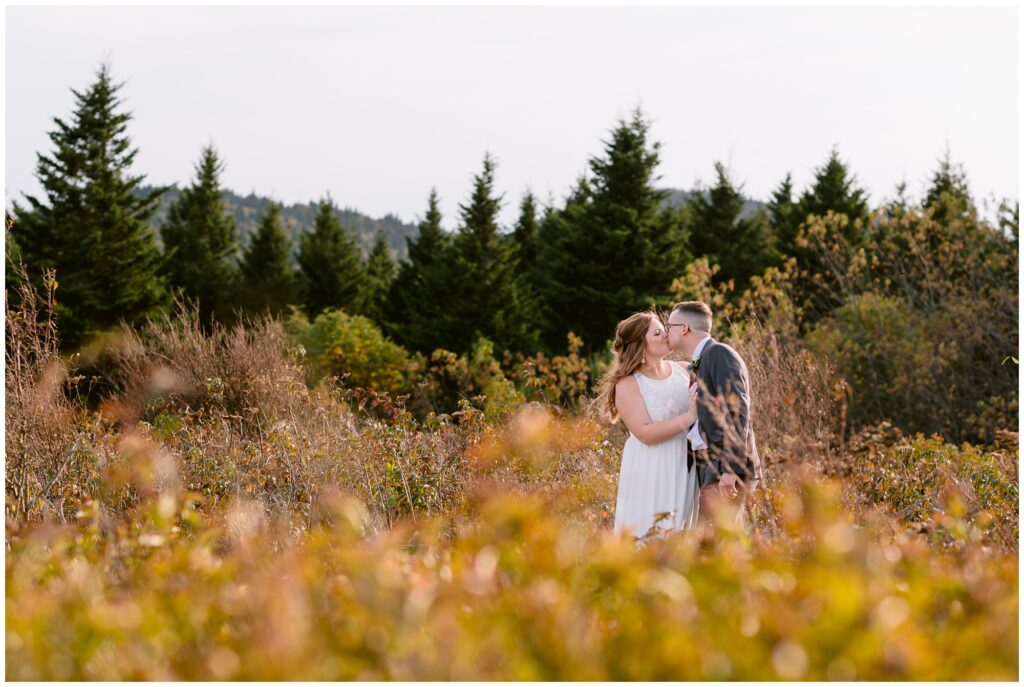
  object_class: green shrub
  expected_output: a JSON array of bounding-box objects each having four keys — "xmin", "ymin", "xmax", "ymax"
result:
[
  {"xmin": 288, "ymin": 308, "xmax": 413, "ymax": 396},
  {"xmin": 797, "ymin": 207, "xmax": 1018, "ymax": 444},
  {"xmin": 837, "ymin": 428, "xmax": 1018, "ymax": 548},
  {"xmin": 412, "ymin": 338, "xmax": 524, "ymax": 421},
  {"xmin": 509, "ymin": 332, "xmax": 591, "ymax": 411},
  {"xmin": 806, "ymin": 292, "xmax": 950, "ymax": 437}
]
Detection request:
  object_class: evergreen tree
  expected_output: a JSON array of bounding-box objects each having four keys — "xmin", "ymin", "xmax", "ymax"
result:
[
  {"xmin": 689, "ymin": 163, "xmax": 745, "ymax": 259},
  {"xmin": 797, "ymin": 146, "xmax": 870, "ymax": 224},
  {"xmin": 358, "ymin": 232, "xmax": 397, "ymax": 325},
  {"xmin": 769, "ymin": 148, "xmax": 869, "ymax": 267},
  {"xmin": 509, "ymin": 191, "xmax": 548, "ymax": 340},
  {"xmin": 767, "ymin": 172, "xmax": 799, "ymax": 256},
  {"xmin": 297, "ymin": 198, "xmax": 365, "ymax": 318},
  {"xmin": 884, "ymin": 180, "xmax": 912, "ymax": 219},
  {"xmin": 444, "ymin": 154, "xmax": 539, "ymax": 354},
  {"xmin": 237, "ymin": 202, "xmax": 296, "ymax": 318},
  {"xmin": 687, "ymin": 163, "xmax": 779, "ymax": 293},
  {"xmin": 10, "ymin": 63, "xmax": 168, "ymax": 349},
  {"xmin": 998, "ymin": 201, "xmax": 1018, "ymax": 242},
  {"xmin": 534, "ymin": 108, "xmax": 685, "ymax": 353},
  {"xmin": 407, "ymin": 189, "xmax": 447, "ymax": 267},
  {"xmin": 924, "ymin": 147, "xmax": 975, "ymax": 223},
  {"xmin": 534, "ymin": 177, "xmax": 593, "ymax": 348},
  {"xmin": 790, "ymin": 147, "xmax": 871, "ymax": 324},
  {"xmin": 512, "ymin": 191, "xmax": 540, "ymax": 274},
  {"xmin": 387, "ymin": 189, "xmax": 455, "ymax": 353},
  {"xmin": 160, "ymin": 145, "xmax": 239, "ymax": 327}
]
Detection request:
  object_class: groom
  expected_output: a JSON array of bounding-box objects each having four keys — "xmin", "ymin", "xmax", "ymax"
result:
[{"xmin": 665, "ymin": 301, "xmax": 762, "ymax": 520}]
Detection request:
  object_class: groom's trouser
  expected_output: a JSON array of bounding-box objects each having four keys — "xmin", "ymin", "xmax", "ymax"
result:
[
  {"xmin": 698, "ymin": 483, "xmax": 748, "ymax": 525},
  {"xmin": 695, "ymin": 450, "xmax": 756, "ymax": 525}
]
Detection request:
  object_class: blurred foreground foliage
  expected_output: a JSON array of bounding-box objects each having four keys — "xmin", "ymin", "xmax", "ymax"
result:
[{"xmin": 6, "ymin": 447, "xmax": 1017, "ymax": 680}]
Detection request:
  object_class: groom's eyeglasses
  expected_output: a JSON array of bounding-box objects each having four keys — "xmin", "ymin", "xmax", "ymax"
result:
[{"xmin": 665, "ymin": 323, "xmax": 688, "ymax": 332}]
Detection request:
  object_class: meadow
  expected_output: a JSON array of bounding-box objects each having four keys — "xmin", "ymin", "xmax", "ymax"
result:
[{"xmin": 5, "ymin": 272, "xmax": 1018, "ymax": 681}]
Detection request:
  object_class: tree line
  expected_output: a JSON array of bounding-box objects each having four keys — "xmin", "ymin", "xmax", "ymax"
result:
[{"xmin": 7, "ymin": 64, "xmax": 1019, "ymax": 443}]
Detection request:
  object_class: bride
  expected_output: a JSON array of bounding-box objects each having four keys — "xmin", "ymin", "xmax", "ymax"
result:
[{"xmin": 595, "ymin": 310, "xmax": 700, "ymax": 541}]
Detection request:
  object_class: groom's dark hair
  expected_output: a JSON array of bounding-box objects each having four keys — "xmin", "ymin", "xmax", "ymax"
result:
[{"xmin": 671, "ymin": 301, "xmax": 713, "ymax": 333}]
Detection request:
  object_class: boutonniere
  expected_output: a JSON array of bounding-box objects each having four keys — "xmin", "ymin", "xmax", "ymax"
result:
[{"xmin": 689, "ymin": 356, "xmax": 701, "ymax": 374}]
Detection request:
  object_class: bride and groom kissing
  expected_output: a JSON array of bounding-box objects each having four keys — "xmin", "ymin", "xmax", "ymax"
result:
[{"xmin": 595, "ymin": 301, "xmax": 763, "ymax": 541}]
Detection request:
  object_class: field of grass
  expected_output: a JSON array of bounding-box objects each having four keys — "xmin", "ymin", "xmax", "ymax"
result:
[{"xmin": 5, "ymin": 292, "xmax": 1018, "ymax": 680}]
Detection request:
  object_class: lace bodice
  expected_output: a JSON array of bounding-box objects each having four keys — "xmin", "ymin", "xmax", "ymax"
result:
[{"xmin": 632, "ymin": 362, "xmax": 690, "ymax": 422}]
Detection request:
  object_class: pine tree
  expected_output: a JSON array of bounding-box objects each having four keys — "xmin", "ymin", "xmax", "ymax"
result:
[
  {"xmin": 407, "ymin": 189, "xmax": 447, "ymax": 267},
  {"xmin": 387, "ymin": 189, "xmax": 455, "ymax": 353},
  {"xmin": 534, "ymin": 177, "xmax": 592, "ymax": 348},
  {"xmin": 587, "ymin": 109, "xmax": 684, "ymax": 303},
  {"xmin": 998, "ymin": 201, "xmax": 1018, "ymax": 242},
  {"xmin": 924, "ymin": 147, "xmax": 975, "ymax": 223},
  {"xmin": 534, "ymin": 108, "xmax": 685, "ymax": 353},
  {"xmin": 767, "ymin": 172, "xmax": 798, "ymax": 256},
  {"xmin": 358, "ymin": 232, "xmax": 396, "ymax": 325},
  {"xmin": 160, "ymin": 145, "xmax": 239, "ymax": 327},
  {"xmin": 884, "ymin": 180, "xmax": 912, "ymax": 219},
  {"xmin": 297, "ymin": 198, "xmax": 365, "ymax": 318},
  {"xmin": 512, "ymin": 191, "xmax": 540, "ymax": 274},
  {"xmin": 689, "ymin": 163, "xmax": 745, "ymax": 259},
  {"xmin": 509, "ymin": 190, "xmax": 548, "ymax": 341},
  {"xmin": 687, "ymin": 163, "xmax": 779, "ymax": 293},
  {"xmin": 444, "ymin": 154, "xmax": 539, "ymax": 354},
  {"xmin": 10, "ymin": 64, "xmax": 168, "ymax": 349},
  {"xmin": 797, "ymin": 146, "xmax": 870, "ymax": 225},
  {"xmin": 237, "ymin": 202, "xmax": 296, "ymax": 317},
  {"xmin": 790, "ymin": 147, "xmax": 871, "ymax": 324}
]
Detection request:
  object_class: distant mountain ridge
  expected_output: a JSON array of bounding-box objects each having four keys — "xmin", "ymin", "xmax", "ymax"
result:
[
  {"xmin": 140, "ymin": 185, "xmax": 419, "ymax": 262},
  {"xmin": 139, "ymin": 185, "xmax": 768, "ymax": 264},
  {"xmin": 663, "ymin": 188, "xmax": 766, "ymax": 219}
]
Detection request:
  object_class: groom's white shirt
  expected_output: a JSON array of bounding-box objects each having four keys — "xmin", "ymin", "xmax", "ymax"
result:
[{"xmin": 687, "ymin": 335, "xmax": 712, "ymax": 451}]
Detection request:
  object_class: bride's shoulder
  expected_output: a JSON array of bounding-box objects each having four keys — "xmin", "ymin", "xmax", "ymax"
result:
[{"xmin": 615, "ymin": 373, "xmax": 640, "ymax": 391}]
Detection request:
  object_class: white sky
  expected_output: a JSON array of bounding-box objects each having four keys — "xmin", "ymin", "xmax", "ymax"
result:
[{"xmin": 5, "ymin": 4, "xmax": 1019, "ymax": 229}]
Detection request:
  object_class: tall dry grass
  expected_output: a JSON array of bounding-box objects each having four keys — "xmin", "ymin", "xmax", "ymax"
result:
[
  {"xmin": 6, "ymin": 290, "xmax": 598, "ymax": 534},
  {"xmin": 101, "ymin": 300, "xmax": 311, "ymax": 429},
  {"xmin": 87, "ymin": 303, "xmax": 479, "ymax": 533},
  {"xmin": 5, "ymin": 260, "xmax": 103, "ymax": 523}
]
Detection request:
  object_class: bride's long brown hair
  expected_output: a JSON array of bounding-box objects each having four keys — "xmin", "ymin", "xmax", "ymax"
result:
[{"xmin": 594, "ymin": 310, "xmax": 659, "ymax": 423}]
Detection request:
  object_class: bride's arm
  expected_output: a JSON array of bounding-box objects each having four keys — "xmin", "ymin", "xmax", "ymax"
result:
[{"xmin": 615, "ymin": 377, "xmax": 698, "ymax": 446}]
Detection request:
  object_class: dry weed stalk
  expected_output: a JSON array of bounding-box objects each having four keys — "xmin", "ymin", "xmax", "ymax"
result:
[{"xmin": 5, "ymin": 258, "xmax": 96, "ymax": 522}]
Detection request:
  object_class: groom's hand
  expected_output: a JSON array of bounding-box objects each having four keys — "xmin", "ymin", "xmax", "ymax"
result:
[{"xmin": 718, "ymin": 472, "xmax": 741, "ymax": 499}]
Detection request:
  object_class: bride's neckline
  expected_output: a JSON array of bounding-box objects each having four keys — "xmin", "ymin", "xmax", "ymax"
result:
[{"xmin": 636, "ymin": 362, "xmax": 675, "ymax": 382}]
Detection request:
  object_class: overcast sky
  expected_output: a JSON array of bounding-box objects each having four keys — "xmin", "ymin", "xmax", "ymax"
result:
[{"xmin": 5, "ymin": 5, "xmax": 1019, "ymax": 228}]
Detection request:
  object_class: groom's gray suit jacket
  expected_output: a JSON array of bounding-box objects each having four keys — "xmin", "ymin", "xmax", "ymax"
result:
[{"xmin": 690, "ymin": 338, "xmax": 764, "ymax": 486}]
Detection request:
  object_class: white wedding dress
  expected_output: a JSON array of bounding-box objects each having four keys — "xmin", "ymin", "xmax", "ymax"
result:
[{"xmin": 613, "ymin": 361, "xmax": 699, "ymax": 540}]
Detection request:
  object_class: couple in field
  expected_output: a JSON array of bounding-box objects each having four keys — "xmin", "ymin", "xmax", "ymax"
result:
[{"xmin": 596, "ymin": 301, "xmax": 763, "ymax": 541}]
